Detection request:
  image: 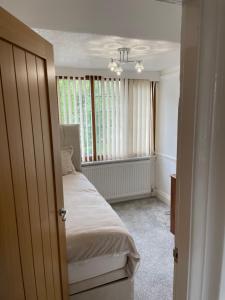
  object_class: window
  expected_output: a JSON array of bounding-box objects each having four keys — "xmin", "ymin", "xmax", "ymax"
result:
[{"xmin": 57, "ymin": 76, "xmax": 157, "ymax": 162}]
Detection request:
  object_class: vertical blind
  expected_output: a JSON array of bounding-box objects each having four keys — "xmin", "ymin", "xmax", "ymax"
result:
[
  {"xmin": 128, "ymin": 80, "xmax": 153, "ymax": 158},
  {"xmin": 57, "ymin": 77, "xmax": 93, "ymax": 161},
  {"xmin": 94, "ymin": 78, "xmax": 128, "ymax": 160},
  {"xmin": 57, "ymin": 76, "xmax": 157, "ymax": 162}
]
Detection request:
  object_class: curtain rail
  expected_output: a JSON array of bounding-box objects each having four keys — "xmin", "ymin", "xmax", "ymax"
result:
[{"xmin": 57, "ymin": 75, "xmax": 120, "ymax": 81}]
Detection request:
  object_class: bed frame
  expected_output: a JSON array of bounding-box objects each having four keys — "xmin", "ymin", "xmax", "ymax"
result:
[
  {"xmin": 60, "ymin": 124, "xmax": 134, "ymax": 300},
  {"xmin": 70, "ymin": 278, "xmax": 134, "ymax": 300}
]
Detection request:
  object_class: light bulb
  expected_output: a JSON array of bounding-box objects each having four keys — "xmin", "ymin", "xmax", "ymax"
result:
[
  {"xmin": 115, "ymin": 66, "xmax": 123, "ymax": 76},
  {"xmin": 111, "ymin": 62, "xmax": 118, "ymax": 72},
  {"xmin": 108, "ymin": 60, "xmax": 118, "ymax": 72},
  {"xmin": 108, "ymin": 62, "xmax": 113, "ymax": 70},
  {"xmin": 135, "ymin": 61, "xmax": 144, "ymax": 73}
]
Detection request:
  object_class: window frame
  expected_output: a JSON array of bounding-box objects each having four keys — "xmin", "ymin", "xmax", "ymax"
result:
[{"xmin": 57, "ymin": 75, "xmax": 157, "ymax": 163}]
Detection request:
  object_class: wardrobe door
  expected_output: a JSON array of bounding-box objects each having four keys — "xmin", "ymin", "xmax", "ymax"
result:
[{"xmin": 0, "ymin": 8, "xmax": 68, "ymax": 300}]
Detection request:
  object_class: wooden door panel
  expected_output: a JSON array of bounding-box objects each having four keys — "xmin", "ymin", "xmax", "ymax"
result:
[
  {"xmin": 0, "ymin": 39, "xmax": 39, "ymax": 300},
  {"xmin": 0, "ymin": 53, "xmax": 25, "ymax": 300},
  {"xmin": 13, "ymin": 45, "xmax": 47, "ymax": 300},
  {"xmin": 36, "ymin": 57, "xmax": 62, "ymax": 300},
  {"xmin": 26, "ymin": 52, "xmax": 55, "ymax": 300},
  {"xmin": 12, "ymin": 45, "xmax": 40, "ymax": 300}
]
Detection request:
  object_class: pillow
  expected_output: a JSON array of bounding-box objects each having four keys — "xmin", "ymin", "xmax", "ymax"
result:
[{"xmin": 61, "ymin": 146, "xmax": 76, "ymax": 176}]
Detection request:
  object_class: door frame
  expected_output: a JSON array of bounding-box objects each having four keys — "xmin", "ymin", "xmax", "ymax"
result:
[
  {"xmin": 174, "ymin": 0, "xmax": 225, "ymax": 299},
  {"xmin": 0, "ymin": 7, "xmax": 68, "ymax": 299}
]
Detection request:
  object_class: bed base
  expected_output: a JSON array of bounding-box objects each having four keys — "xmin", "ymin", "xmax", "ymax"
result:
[{"xmin": 69, "ymin": 278, "xmax": 134, "ymax": 300}]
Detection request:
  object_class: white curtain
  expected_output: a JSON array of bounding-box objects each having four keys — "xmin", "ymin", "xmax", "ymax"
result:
[{"xmin": 57, "ymin": 77, "xmax": 93, "ymax": 162}]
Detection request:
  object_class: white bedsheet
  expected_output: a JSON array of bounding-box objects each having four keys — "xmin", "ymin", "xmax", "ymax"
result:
[{"xmin": 63, "ymin": 173, "xmax": 140, "ymax": 278}]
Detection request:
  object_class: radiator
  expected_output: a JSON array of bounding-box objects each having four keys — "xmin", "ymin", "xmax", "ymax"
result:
[{"xmin": 82, "ymin": 158, "xmax": 155, "ymax": 202}]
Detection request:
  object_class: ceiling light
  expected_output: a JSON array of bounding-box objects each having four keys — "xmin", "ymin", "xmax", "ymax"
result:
[
  {"xmin": 115, "ymin": 65, "xmax": 123, "ymax": 76},
  {"xmin": 108, "ymin": 48, "xmax": 144, "ymax": 75},
  {"xmin": 108, "ymin": 59, "xmax": 117, "ymax": 72},
  {"xmin": 135, "ymin": 61, "xmax": 144, "ymax": 73}
]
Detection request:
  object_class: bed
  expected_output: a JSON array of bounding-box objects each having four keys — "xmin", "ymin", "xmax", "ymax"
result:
[{"xmin": 60, "ymin": 125, "xmax": 140, "ymax": 300}]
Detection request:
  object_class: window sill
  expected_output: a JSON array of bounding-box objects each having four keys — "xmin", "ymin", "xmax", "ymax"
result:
[{"xmin": 81, "ymin": 155, "xmax": 156, "ymax": 167}]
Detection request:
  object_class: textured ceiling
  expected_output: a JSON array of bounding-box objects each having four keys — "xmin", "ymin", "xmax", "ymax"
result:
[
  {"xmin": 35, "ymin": 29, "xmax": 180, "ymax": 71},
  {"xmin": 1, "ymin": 0, "xmax": 181, "ymax": 43}
]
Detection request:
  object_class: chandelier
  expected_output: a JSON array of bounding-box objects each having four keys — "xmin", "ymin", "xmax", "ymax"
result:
[{"xmin": 108, "ymin": 48, "xmax": 144, "ymax": 76}]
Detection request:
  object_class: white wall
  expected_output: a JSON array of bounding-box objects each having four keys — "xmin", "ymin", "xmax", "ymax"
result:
[{"xmin": 156, "ymin": 67, "xmax": 180, "ymax": 204}]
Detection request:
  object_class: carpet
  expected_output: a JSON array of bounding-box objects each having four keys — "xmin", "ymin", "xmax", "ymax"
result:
[{"xmin": 112, "ymin": 198, "xmax": 174, "ymax": 300}]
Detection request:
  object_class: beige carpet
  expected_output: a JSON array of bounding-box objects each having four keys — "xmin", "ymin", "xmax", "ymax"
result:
[{"xmin": 112, "ymin": 198, "xmax": 174, "ymax": 300}]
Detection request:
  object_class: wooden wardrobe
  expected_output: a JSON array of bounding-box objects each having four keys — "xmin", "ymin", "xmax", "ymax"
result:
[{"xmin": 0, "ymin": 8, "xmax": 68, "ymax": 300}]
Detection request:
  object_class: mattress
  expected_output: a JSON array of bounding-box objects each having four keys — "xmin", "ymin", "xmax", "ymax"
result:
[{"xmin": 63, "ymin": 173, "xmax": 140, "ymax": 286}]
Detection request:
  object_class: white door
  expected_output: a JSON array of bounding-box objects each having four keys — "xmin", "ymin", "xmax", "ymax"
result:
[{"xmin": 174, "ymin": 0, "xmax": 225, "ymax": 299}]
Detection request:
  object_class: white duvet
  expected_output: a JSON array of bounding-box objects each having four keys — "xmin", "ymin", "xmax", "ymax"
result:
[{"xmin": 63, "ymin": 172, "xmax": 140, "ymax": 277}]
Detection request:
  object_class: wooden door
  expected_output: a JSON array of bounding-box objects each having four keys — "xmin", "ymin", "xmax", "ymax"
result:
[{"xmin": 0, "ymin": 8, "xmax": 68, "ymax": 300}]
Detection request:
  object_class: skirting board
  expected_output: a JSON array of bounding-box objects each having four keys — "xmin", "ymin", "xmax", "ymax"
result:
[
  {"xmin": 107, "ymin": 192, "xmax": 154, "ymax": 204},
  {"xmin": 155, "ymin": 189, "xmax": 170, "ymax": 206}
]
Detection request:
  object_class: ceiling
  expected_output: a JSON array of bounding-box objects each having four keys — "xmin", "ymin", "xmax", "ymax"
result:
[
  {"xmin": 1, "ymin": 0, "xmax": 181, "ymax": 72},
  {"xmin": 0, "ymin": 0, "xmax": 181, "ymax": 43},
  {"xmin": 35, "ymin": 29, "xmax": 180, "ymax": 71}
]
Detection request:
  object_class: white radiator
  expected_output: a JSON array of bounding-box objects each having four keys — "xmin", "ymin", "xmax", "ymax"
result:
[{"xmin": 82, "ymin": 158, "xmax": 155, "ymax": 202}]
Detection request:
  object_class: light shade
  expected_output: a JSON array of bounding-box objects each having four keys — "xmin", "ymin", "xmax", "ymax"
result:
[
  {"xmin": 135, "ymin": 61, "xmax": 144, "ymax": 73},
  {"xmin": 115, "ymin": 66, "xmax": 123, "ymax": 76},
  {"xmin": 108, "ymin": 60, "xmax": 117, "ymax": 72}
]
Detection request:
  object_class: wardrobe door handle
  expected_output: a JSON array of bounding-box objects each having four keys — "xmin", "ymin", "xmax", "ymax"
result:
[{"xmin": 59, "ymin": 208, "xmax": 67, "ymax": 222}]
